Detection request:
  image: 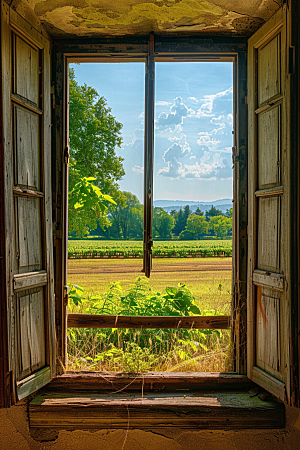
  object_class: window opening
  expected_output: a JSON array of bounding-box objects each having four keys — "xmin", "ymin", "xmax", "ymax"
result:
[
  {"xmin": 66, "ymin": 55, "xmax": 234, "ymax": 374},
  {"xmin": 152, "ymin": 61, "xmax": 234, "ymax": 371}
]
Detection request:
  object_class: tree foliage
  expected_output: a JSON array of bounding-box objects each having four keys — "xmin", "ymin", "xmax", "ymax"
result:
[{"xmin": 68, "ymin": 69, "xmax": 124, "ymax": 237}]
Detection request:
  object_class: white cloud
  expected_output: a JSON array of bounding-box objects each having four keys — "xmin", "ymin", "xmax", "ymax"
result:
[
  {"xmin": 158, "ymin": 151, "xmax": 232, "ymax": 181},
  {"xmin": 132, "ymin": 165, "xmax": 144, "ymax": 174},
  {"xmin": 188, "ymin": 96, "xmax": 198, "ymax": 103},
  {"xmin": 196, "ymin": 86, "xmax": 233, "ymax": 118},
  {"xmin": 156, "ymin": 97, "xmax": 195, "ymax": 129},
  {"xmin": 156, "ymin": 101, "xmax": 172, "ymax": 106}
]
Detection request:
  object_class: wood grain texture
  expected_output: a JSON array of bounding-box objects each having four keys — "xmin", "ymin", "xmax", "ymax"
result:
[
  {"xmin": 258, "ymin": 105, "xmax": 280, "ymax": 188},
  {"xmin": 257, "ymin": 196, "xmax": 280, "ymax": 272},
  {"xmin": 14, "ymin": 105, "xmax": 40, "ymax": 190},
  {"xmin": 252, "ymin": 366, "xmax": 286, "ymax": 402},
  {"xmin": 18, "ymin": 289, "xmax": 45, "ymax": 379},
  {"xmin": 13, "ymin": 270, "xmax": 47, "ymax": 292},
  {"xmin": 253, "ymin": 270, "xmax": 284, "ymax": 291},
  {"xmin": 29, "ymin": 391, "xmax": 285, "ymax": 430},
  {"xmin": 17, "ymin": 366, "xmax": 51, "ymax": 401},
  {"xmin": 14, "ymin": 35, "xmax": 39, "ymax": 105},
  {"xmin": 15, "ymin": 196, "xmax": 42, "ymax": 274},
  {"xmin": 48, "ymin": 372, "xmax": 255, "ymax": 393},
  {"xmin": 67, "ymin": 314, "xmax": 231, "ymax": 330},
  {"xmin": 258, "ymin": 34, "xmax": 280, "ymax": 105},
  {"xmin": 256, "ymin": 289, "xmax": 281, "ymax": 374}
]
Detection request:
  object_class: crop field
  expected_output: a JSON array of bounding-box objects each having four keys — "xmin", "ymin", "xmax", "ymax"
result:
[{"xmin": 68, "ymin": 239, "xmax": 232, "ymax": 259}]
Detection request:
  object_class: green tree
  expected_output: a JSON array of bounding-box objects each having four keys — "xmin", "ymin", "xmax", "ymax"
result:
[
  {"xmin": 68, "ymin": 69, "xmax": 125, "ymax": 237},
  {"xmin": 68, "ymin": 177, "xmax": 116, "ymax": 237},
  {"xmin": 205, "ymin": 205, "xmax": 223, "ymax": 220},
  {"xmin": 185, "ymin": 214, "xmax": 208, "ymax": 239},
  {"xmin": 195, "ymin": 207, "xmax": 204, "ymax": 216},
  {"xmin": 225, "ymin": 207, "xmax": 233, "ymax": 218},
  {"xmin": 108, "ymin": 191, "xmax": 143, "ymax": 240},
  {"xmin": 209, "ymin": 215, "xmax": 232, "ymax": 239},
  {"xmin": 153, "ymin": 207, "xmax": 175, "ymax": 239}
]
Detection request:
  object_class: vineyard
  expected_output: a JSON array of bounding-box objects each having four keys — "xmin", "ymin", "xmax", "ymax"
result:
[{"xmin": 68, "ymin": 239, "xmax": 232, "ymax": 259}]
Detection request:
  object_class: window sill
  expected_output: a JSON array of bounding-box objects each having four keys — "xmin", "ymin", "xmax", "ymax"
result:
[{"xmin": 29, "ymin": 372, "xmax": 285, "ymax": 430}]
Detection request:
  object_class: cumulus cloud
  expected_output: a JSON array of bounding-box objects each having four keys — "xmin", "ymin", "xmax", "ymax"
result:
[
  {"xmin": 196, "ymin": 86, "xmax": 233, "ymax": 118},
  {"xmin": 156, "ymin": 97, "xmax": 195, "ymax": 129},
  {"xmin": 158, "ymin": 151, "xmax": 232, "ymax": 180}
]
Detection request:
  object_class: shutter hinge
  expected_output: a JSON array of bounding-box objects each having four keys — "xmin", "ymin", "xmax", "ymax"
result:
[{"xmin": 64, "ymin": 146, "xmax": 70, "ymax": 164}]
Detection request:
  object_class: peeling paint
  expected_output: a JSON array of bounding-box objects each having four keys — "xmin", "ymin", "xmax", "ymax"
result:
[{"xmin": 23, "ymin": 0, "xmax": 281, "ymax": 37}]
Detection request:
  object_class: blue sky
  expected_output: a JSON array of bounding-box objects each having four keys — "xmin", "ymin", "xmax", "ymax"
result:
[{"xmin": 70, "ymin": 62, "xmax": 233, "ymax": 203}]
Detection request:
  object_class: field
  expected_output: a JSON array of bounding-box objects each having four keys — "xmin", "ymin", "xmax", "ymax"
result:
[
  {"xmin": 67, "ymin": 256, "xmax": 233, "ymax": 373},
  {"xmin": 68, "ymin": 257, "xmax": 232, "ymax": 314},
  {"xmin": 68, "ymin": 239, "xmax": 232, "ymax": 259}
]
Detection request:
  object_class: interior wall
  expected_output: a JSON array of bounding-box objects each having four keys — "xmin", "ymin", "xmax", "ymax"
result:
[{"xmin": 1, "ymin": 404, "xmax": 300, "ymax": 450}]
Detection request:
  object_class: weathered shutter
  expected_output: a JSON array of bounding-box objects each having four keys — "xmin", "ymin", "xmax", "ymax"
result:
[
  {"xmin": 1, "ymin": 2, "xmax": 55, "ymax": 403},
  {"xmin": 247, "ymin": 7, "xmax": 291, "ymax": 402}
]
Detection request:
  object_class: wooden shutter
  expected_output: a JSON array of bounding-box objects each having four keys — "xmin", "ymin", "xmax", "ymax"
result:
[
  {"xmin": 1, "ymin": 2, "xmax": 55, "ymax": 404},
  {"xmin": 247, "ymin": 7, "xmax": 291, "ymax": 402}
]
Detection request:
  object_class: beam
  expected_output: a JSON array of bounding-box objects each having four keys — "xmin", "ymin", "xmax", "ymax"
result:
[{"xmin": 67, "ymin": 313, "xmax": 231, "ymax": 329}]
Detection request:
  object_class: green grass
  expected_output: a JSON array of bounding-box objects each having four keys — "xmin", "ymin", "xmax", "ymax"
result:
[{"xmin": 68, "ymin": 239, "xmax": 232, "ymax": 259}]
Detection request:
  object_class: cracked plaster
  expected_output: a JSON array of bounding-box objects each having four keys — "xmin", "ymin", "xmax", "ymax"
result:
[{"xmin": 15, "ymin": 0, "xmax": 282, "ymax": 37}]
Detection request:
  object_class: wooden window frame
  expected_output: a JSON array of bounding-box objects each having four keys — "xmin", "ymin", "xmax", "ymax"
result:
[{"xmin": 51, "ymin": 36, "xmax": 248, "ymax": 378}]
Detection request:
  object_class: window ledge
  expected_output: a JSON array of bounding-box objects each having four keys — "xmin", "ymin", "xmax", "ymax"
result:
[{"xmin": 29, "ymin": 373, "xmax": 285, "ymax": 430}]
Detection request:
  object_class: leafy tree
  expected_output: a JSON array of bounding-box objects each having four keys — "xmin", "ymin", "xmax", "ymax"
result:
[
  {"xmin": 108, "ymin": 191, "xmax": 143, "ymax": 240},
  {"xmin": 205, "ymin": 205, "xmax": 223, "ymax": 220},
  {"xmin": 68, "ymin": 69, "xmax": 124, "ymax": 237},
  {"xmin": 195, "ymin": 207, "xmax": 204, "ymax": 216},
  {"xmin": 68, "ymin": 177, "xmax": 116, "ymax": 237},
  {"xmin": 209, "ymin": 215, "xmax": 232, "ymax": 239},
  {"xmin": 153, "ymin": 207, "xmax": 175, "ymax": 239},
  {"xmin": 225, "ymin": 207, "xmax": 233, "ymax": 218},
  {"xmin": 173, "ymin": 208, "xmax": 185, "ymax": 236},
  {"xmin": 185, "ymin": 214, "xmax": 208, "ymax": 239}
]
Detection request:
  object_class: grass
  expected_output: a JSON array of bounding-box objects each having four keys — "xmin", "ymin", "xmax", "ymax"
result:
[{"xmin": 67, "ymin": 258, "xmax": 232, "ymax": 373}]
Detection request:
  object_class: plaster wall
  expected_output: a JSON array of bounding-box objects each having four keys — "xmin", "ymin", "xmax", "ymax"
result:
[{"xmin": 1, "ymin": 403, "xmax": 300, "ymax": 450}]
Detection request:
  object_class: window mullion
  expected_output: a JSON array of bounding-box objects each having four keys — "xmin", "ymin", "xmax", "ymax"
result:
[{"xmin": 143, "ymin": 33, "xmax": 155, "ymax": 278}]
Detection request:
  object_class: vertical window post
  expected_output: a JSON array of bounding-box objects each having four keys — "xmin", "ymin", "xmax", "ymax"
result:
[{"xmin": 143, "ymin": 33, "xmax": 155, "ymax": 278}]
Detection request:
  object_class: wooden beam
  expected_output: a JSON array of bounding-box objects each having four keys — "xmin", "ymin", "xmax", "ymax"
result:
[
  {"xmin": 48, "ymin": 372, "xmax": 255, "ymax": 392},
  {"xmin": 67, "ymin": 313, "xmax": 231, "ymax": 329},
  {"xmin": 29, "ymin": 390, "xmax": 285, "ymax": 430}
]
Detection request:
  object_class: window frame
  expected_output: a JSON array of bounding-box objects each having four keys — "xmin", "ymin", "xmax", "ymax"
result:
[{"xmin": 52, "ymin": 36, "xmax": 248, "ymax": 376}]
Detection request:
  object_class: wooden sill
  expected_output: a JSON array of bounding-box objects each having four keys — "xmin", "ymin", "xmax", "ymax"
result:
[{"xmin": 29, "ymin": 373, "xmax": 285, "ymax": 430}]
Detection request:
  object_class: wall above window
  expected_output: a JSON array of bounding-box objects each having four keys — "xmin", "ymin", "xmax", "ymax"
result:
[{"xmin": 13, "ymin": 0, "xmax": 280, "ymax": 38}]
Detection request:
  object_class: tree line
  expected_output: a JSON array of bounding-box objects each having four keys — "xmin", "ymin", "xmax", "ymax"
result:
[
  {"xmin": 68, "ymin": 69, "xmax": 232, "ymax": 241},
  {"xmin": 85, "ymin": 191, "xmax": 232, "ymax": 240}
]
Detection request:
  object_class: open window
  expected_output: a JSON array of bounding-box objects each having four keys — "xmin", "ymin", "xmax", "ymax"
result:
[{"xmin": 0, "ymin": 0, "xmax": 298, "ymax": 415}]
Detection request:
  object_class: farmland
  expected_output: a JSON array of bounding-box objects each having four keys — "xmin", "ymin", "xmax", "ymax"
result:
[
  {"xmin": 68, "ymin": 239, "xmax": 232, "ymax": 259},
  {"xmin": 67, "ymin": 240, "xmax": 233, "ymax": 373}
]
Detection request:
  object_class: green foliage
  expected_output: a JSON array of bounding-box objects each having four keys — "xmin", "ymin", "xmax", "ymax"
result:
[
  {"xmin": 153, "ymin": 207, "xmax": 175, "ymax": 239},
  {"xmin": 69, "ymin": 177, "xmax": 116, "ymax": 237},
  {"xmin": 209, "ymin": 215, "xmax": 232, "ymax": 239},
  {"xmin": 205, "ymin": 205, "xmax": 223, "ymax": 219},
  {"xmin": 67, "ymin": 278, "xmax": 230, "ymax": 372},
  {"xmin": 68, "ymin": 283, "xmax": 84, "ymax": 307},
  {"xmin": 184, "ymin": 214, "xmax": 209, "ymax": 239},
  {"xmin": 68, "ymin": 69, "xmax": 124, "ymax": 237}
]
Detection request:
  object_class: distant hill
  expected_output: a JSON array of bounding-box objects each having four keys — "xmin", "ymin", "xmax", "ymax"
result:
[{"xmin": 153, "ymin": 198, "xmax": 233, "ymax": 214}]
